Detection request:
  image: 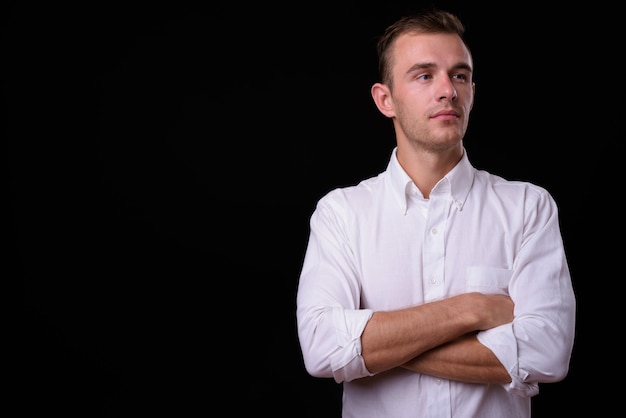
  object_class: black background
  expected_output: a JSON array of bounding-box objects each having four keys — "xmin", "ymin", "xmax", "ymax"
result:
[{"xmin": 9, "ymin": 1, "xmax": 619, "ymax": 416}]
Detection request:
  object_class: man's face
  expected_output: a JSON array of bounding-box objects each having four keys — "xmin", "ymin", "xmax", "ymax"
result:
[{"xmin": 387, "ymin": 32, "xmax": 475, "ymax": 153}]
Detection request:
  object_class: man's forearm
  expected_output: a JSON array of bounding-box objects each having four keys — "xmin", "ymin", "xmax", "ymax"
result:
[
  {"xmin": 401, "ymin": 333, "xmax": 511, "ymax": 384},
  {"xmin": 361, "ymin": 293, "xmax": 514, "ymax": 374}
]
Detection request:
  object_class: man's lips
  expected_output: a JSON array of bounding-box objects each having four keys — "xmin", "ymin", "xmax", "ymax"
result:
[{"xmin": 431, "ymin": 109, "xmax": 460, "ymax": 119}]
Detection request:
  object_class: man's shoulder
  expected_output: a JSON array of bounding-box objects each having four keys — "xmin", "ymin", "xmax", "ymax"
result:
[
  {"xmin": 473, "ymin": 168, "xmax": 554, "ymax": 203},
  {"xmin": 322, "ymin": 171, "xmax": 387, "ymax": 201},
  {"xmin": 314, "ymin": 172, "xmax": 392, "ymax": 217}
]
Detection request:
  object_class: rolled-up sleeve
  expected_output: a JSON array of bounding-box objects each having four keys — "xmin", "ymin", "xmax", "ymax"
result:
[
  {"xmin": 477, "ymin": 187, "xmax": 576, "ymax": 397},
  {"xmin": 296, "ymin": 192, "xmax": 376, "ymax": 383}
]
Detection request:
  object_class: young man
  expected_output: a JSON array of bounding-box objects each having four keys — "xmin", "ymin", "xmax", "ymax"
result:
[{"xmin": 296, "ymin": 8, "xmax": 576, "ymax": 418}]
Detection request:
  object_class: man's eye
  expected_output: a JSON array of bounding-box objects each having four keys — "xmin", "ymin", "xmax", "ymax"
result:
[{"xmin": 453, "ymin": 74, "xmax": 468, "ymax": 81}]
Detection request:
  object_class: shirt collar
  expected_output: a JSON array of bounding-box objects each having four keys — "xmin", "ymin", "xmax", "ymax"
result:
[{"xmin": 387, "ymin": 146, "xmax": 475, "ymax": 214}]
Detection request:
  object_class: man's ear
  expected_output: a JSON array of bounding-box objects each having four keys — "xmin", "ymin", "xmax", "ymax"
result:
[{"xmin": 371, "ymin": 83, "xmax": 395, "ymax": 118}]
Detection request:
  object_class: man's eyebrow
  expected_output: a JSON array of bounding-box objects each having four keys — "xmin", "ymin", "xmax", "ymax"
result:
[
  {"xmin": 406, "ymin": 61, "xmax": 473, "ymax": 73},
  {"xmin": 453, "ymin": 62, "xmax": 473, "ymax": 72},
  {"xmin": 407, "ymin": 62, "xmax": 436, "ymax": 72}
]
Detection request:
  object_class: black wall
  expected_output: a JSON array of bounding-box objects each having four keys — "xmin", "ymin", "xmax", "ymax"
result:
[{"xmin": 10, "ymin": 1, "xmax": 618, "ymax": 416}]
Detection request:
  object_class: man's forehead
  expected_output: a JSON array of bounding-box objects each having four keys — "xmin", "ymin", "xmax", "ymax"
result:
[{"xmin": 392, "ymin": 32, "xmax": 472, "ymax": 68}]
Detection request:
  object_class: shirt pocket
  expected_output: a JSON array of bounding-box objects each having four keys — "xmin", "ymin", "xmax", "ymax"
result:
[{"xmin": 466, "ymin": 266, "xmax": 512, "ymax": 296}]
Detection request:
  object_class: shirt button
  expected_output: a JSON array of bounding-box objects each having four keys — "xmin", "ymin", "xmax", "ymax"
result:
[
  {"xmin": 435, "ymin": 379, "xmax": 442, "ymax": 385},
  {"xmin": 430, "ymin": 276, "xmax": 437, "ymax": 284},
  {"xmin": 431, "ymin": 227, "xmax": 438, "ymax": 235}
]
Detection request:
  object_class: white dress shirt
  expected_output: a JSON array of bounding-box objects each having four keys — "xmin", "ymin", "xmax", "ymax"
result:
[{"xmin": 296, "ymin": 147, "xmax": 576, "ymax": 418}]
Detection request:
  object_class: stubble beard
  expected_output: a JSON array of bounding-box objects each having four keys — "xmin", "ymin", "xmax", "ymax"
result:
[{"xmin": 404, "ymin": 119, "xmax": 464, "ymax": 155}]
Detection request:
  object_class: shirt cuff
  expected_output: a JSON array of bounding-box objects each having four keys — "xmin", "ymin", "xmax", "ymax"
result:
[
  {"xmin": 477, "ymin": 324, "xmax": 539, "ymax": 397},
  {"xmin": 329, "ymin": 307, "xmax": 375, "ymax": 383}
]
